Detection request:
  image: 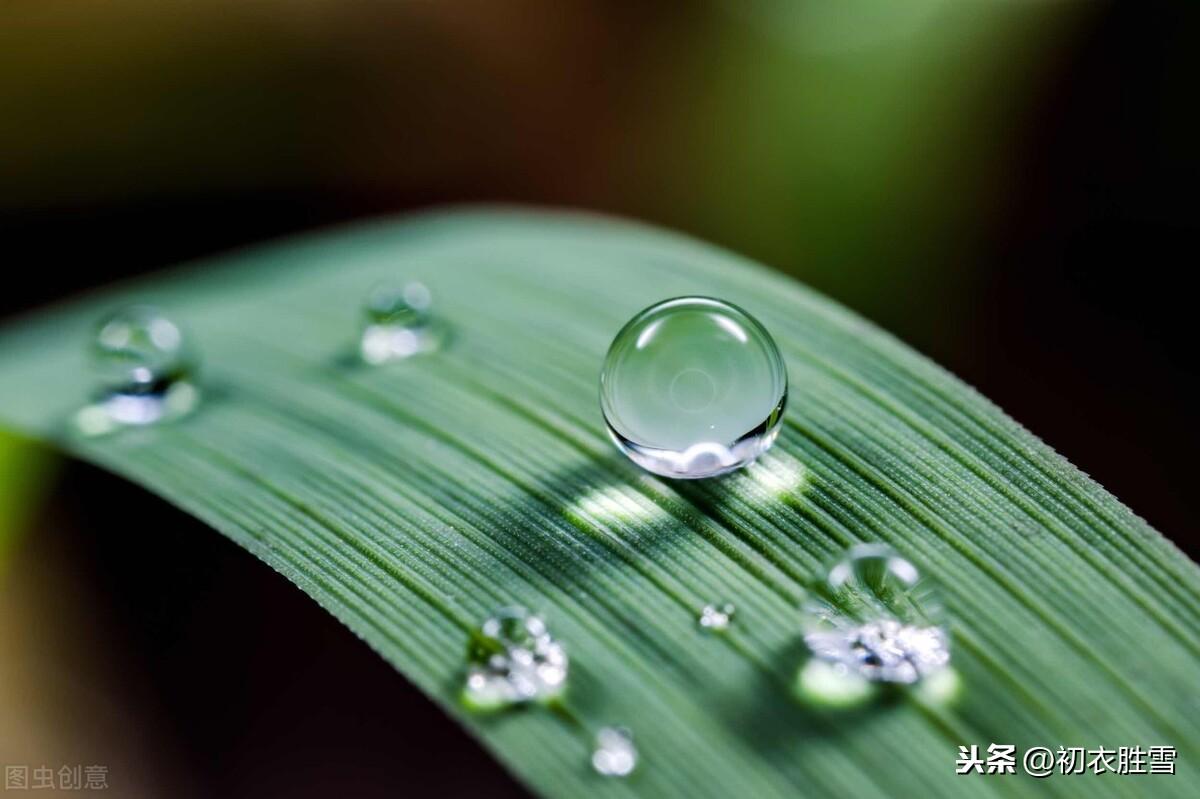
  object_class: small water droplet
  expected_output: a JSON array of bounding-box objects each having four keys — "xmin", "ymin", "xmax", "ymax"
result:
[
  {"xmin": 801, "ymin": 544, "xmax": 950, "ymax": 689},
  {"xmin": 360, "ymin": 280, "xmax": 442, "ymax": 364},
  {"xmin": 76, "ymin": 306, "xmax": 198, "ymax": 434},
  {"xmin": 591, "ymin": 727, "xmax": 637, "ymax": 778},
  {"xmin": 697, "ymin": 602, "xmax": 736, "ymax": 632},
  {"xmin": 463, "ymin": 607, "xmax": 567, "ymax": 711},
  {"xmin": 600, "ymin": 297, "xmax": 787, "ymax": 479}
]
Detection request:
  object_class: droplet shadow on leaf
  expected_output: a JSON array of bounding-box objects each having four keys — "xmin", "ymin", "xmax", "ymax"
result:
[{"xmin": 707, "ymin": 637, "xmax": 906, "ymax": 756}]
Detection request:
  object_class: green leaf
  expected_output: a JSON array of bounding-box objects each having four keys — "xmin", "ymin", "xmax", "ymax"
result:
[
  {"xmin": 0, "ymin": 432, "xmax": 56, "ymax": 566},
  {"xmin": 0, "ymin": 209, "xmax": 1196, "ymax": 797}
]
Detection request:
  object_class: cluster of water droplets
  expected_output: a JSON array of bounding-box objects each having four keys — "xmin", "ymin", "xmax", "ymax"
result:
[
  {"xmin": 77, "ymin": 281, "xmax": 448, "ymax": 433},
  {"xmin": 591, "ymin": 727, "xmax": 638, "ymax": 778},
  {"xmin": 73, "ymin": 290, "xmax": 963, "ymax": 777},
  {"xmin": 798, "ymin": 544, "xmax": 952, "ymax": 706},
  {"xmin": 697, "ymin": 602, "xmax": 736, "ymax": 633},
  {"xmin": 462, "ymin": 607, "xmax": 568, "ymax": 710}
]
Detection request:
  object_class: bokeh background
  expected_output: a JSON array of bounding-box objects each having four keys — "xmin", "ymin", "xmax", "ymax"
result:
[{"xmin": 2, "ymin": 1, "xmax": 1196, "ymax": 796}]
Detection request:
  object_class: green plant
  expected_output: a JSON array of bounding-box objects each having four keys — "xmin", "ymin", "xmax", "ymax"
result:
[{"xmin": 0, "ymin": 209, "xmax": 1196, "ymax": 797}]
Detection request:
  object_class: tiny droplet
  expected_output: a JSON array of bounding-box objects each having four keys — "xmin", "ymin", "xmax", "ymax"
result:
[
  {"xmin": 77, "ymin": 306, "xmax": 198, "ymax": 434},
  {"xmin": 600, "ymin": 297, "xmax": 787, "ymax": 479},
  {"xmin": 463, "ymin": 607, "xmax": 568, "ymax": 711},
  {"xmin": 697, "ymin": 602, "xmax": 736, "ymax": 633},
  {"xmin": 360, "ymin": 280, "xmax": 442, "ymax": 364},
  {"xmin": 592, "ymin": 727, "xmax": 637, "ymax": 778}
]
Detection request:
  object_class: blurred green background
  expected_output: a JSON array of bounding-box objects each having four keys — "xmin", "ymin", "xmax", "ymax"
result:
[{"xmin": 2, "ymin": 1, "xmax": 1196, "ymax": 796}]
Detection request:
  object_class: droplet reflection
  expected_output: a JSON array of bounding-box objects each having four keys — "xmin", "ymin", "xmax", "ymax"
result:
[{"xmin": 795, "ymin": 659, "xmax": 876, "ymax": 708}]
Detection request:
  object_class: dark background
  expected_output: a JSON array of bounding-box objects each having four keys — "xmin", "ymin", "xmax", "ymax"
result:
[{"xmin": 1, "ymin": 1, "xmax": 1196, "ymax": 796}]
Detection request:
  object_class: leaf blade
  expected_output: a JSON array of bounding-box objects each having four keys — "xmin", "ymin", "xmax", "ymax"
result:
[{"xmin": 1, "ymin": 209, "xmax": 1197, "ymax": 798}]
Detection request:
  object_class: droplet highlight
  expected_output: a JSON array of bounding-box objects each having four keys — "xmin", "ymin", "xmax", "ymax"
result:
[
  {"xmin": 76, "ymin": 306, "xmax": 198, "ymax": 435},
  {"xmin": 359, "ymin": 280, "xmax": 443, "ymax": 364},
  {"xmin": 697, "ymin": 602, "xmax": 736, "ymax": 633},
  {"xmin": 463, "ymin": 607, "xmax": 568, "ymax": 711},
  {"xmin": 591, "ymin": 727, "xmax": 637, "ymax": 778},
  {"xmin": 801, "ymin": 544, "xmax": 950, "ymax": 689},
  {"xmin": 795, "ymin": 659, "xmax": 875, "ymax": 708},
  {"xmin": 600, "ymin": 297, "xmax": 787, "ymax": 479}
]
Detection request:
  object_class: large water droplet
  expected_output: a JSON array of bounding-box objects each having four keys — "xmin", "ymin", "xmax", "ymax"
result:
[
  {"xmin": 697, "ymin": 602, "xmax": 736, "ymax": 633},
  {"xmin": 76, "ymin": 306, "xmax": 198, "ymax": 435},
  {"xmin": 600, "ymin": 297, "xmax": 787, "ymax": 479},
  {"xmin": 801, "ymin": 544, "xmax": 950, "ymax": 687},
  {"xmin": 359, "ymin": 280, "xmax": 442, "ymax": 364},
  {"xmin": 463, "ymin": 607, "xmax": 568, "ymax": 710},
  {"xmin": 591, "ymin": 727, "xmax": 637, "ymax": 778}
]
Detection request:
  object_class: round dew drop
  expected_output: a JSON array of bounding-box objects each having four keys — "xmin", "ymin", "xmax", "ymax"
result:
[
  {"xmin": 600, "ymin": 297, "xmax": 787, "ymax": 479},
  {"xmin": 359, "ymin": 280, "xmax": 442, "ymax": 364},
  {"xmin": 800, "ymin": 544, "xmax": 951, "ymax": 688},
  {"xmin": 78, "ymin": 306, "xmax": 198, "ymax": 433}
]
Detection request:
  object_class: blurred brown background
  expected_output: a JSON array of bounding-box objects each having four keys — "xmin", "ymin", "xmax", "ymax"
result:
[{"xmin": 2, "ymin": 1, "xmax": 1197, "ymax": 796}]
